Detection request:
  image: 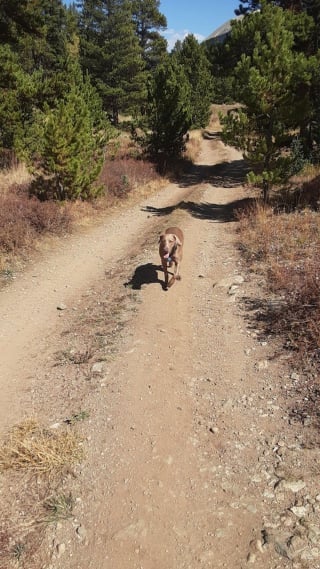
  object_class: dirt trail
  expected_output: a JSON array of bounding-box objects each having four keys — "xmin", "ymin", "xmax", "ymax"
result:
[{"xmin": 1, "ymin": 138, "xmax": 320, "ymax": 569}]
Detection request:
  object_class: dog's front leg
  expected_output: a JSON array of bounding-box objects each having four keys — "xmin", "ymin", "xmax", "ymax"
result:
[
  {"xmin": 168, "ymin": 260, "xmax": 179, "ymax": 288},
  {"xmin": 174, "ymin": 260, "xmax": 181, "ymax": 281},
  {"xmin": 162, "ymin": 259, "xmax": 169, "ymax": 289}
]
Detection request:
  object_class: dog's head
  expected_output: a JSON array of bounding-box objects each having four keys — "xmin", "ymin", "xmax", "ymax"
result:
[{"xmin": 159, "ymin": 233, "xmax": 182, "ymax": 259}]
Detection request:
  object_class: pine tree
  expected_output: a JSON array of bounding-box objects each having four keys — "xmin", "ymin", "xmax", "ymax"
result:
[
  {"xmin": 31, "ymin": 62, "xmax": 111, "ymax": 200},
  {"xmin": 0, "ymin": 0, "xmax": 79, "ymax": 111},
  {"xmin": 0, "ymin": 0, "xmax": 73, "ymax": 74},
  {"xmin": 235, "ymin": 0, "xmax": 304, "ymax": 15},
  {"xmin": 174, "ymin": 35, "xmax": 213, "ymax": 128},
  {"xmin": 147, "ymin": 56, "xmax": 192, "ymax": 159},
  {"xmin": 78, "ymin": 0, "xmax": 147, "ymax": 123},
  {"xmin": 0, "ymin": 44, "xmax": 40, "ymax": 151},
  {"xmin": 131, "ymin": 0, "xmax": 167, "ymax": 69},
  {"xmin": 221, "ymin": 2, "xmax": 314, "ymax": 201}
]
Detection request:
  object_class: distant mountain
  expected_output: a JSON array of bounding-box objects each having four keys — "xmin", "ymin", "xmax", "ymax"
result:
[{"xmin": 204, "ymin": 15, "xmax": 243, "ymax": 45}]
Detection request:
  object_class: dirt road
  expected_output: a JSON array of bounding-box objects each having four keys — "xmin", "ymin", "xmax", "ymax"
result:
[{"xmin": 1, "ymin": 137, "xmax": 320, "ymax": 569}]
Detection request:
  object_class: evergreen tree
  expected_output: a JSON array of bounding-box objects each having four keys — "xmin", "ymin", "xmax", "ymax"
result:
[
  {"xmin": 0, "ymin": 0, "xmax": 73, "ymax": 74},
  {"xmin": 0, "ymin": 45, "xmax": 40, "ymax": 150},
  {"xmin": 221, "ymin": 2, "xmax": 314, "ymax": 201},
  {"xmin": 0, "ymin": 0, "xmax": 79, "ymax": 111},
  {"xmin": 131, "ymin": 0, "xmax": 167, "ymax": 69},
  {"xmin": 78, "ymin": 0, "xmax": 147, "ymax": 123},
  {"xmin": 206, "ymin": 41, "xmax": 235, "ymax": 103},
  {"xmin": 174, "ymin": 35, "xmax": 213, "ymax": 128},
  {"xmin": 235, "ymin": 0, "xmax": 304, "ymax": 15},
  {"xmin": 304, "ymin": 0, "xmax": 320, "ymax": 50},
  {"xmin": 0, "ymin": 0, "xmax": 40, "ymax": 46},
  {"xmin": 147, "ymin": 56, "xmax": 192, "ymax": 159},
  {"xmin": 31, "ymin": 62, "xmax": 112, "ymax": 200}
]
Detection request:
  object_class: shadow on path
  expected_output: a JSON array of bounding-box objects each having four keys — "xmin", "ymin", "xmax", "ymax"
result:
[
  {"xmin": 143, "ymin": 155, "xmax": 254, "ymax": 222},
  {"xmin": 143, "ymin": 197, "xmax": 254, "ymax": 223},
  {"xmin": 124, "ymin": 263, "xmax": 167, "ymax": 290},
  {"xmin": 177, "ymin": 157, "xmax": 249, "ymax": 188}
]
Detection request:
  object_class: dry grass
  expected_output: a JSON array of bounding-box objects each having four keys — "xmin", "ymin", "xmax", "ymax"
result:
[
  {"xmin": 282, "ymin": 164, "xmax": 320, "ymax": 210},
  {"xmin": 0, "ymin": 418, "xmax": 83, "ymax": 474},
  {"xmin": 0, "ymin": 163, "xmax": 31, "ymax": 195},
  {"xmin": 238, "ymin": 202, "xmax": 320, "ymax": 366},
  {"xmin": 183, "ymin": 130, "xmax": 202, "ymax": 163},
  {"xmin": 0, "ymin": 419, "xmax": 84, "ymax": 568}
]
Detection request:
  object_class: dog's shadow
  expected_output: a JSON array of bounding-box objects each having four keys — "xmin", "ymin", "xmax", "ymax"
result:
[{"xmin": 125, "ymin": 263, "xmax": 168, "ymax": 290}]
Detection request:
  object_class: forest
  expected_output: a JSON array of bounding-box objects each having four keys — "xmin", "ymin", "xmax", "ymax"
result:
[{"xmin": 1, "ymin": 0, "xmax": 320, "ymax": 204}]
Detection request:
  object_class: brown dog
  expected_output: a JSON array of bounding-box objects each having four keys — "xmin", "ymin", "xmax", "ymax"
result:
[{"xmin": 159, "ymin": 227, "xmax": 184, "ymax": 289}]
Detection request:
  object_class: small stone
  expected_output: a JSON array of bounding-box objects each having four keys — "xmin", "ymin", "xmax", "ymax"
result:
[
  {"xmin": 247, "ymin": 552, "xmax": 256, "ymax": 563},
  {"xmin": 291, "ymin": 505, "xmax": 309, "ymax": 517},
  {"xmin": 256, "ymin": 540, "xmax": 265, "ymax": 554},
  {"xmin": 288, "ymin": 535, "xmax": 307, "ymax": 558},
  {"xmin": 274, "ymin": 541, "xmax": 289, "ymax": 558},
  {"xmin": 301, "ymin": 548, "xmax": 320, "ymax": 561},
  {"xmin": 281, "ymin": 513, "xmax": 294, "ymax": 527},
  {"xmin": 246, "ymin": 504, "xmax": 258, "ymax": 514},
  {"xmin": 228, "ymin": 285, "xmax": 239, "ymax": 295},
  {"xmin": 277, "ymin": 479, "xmax": 306, "ymax": 493},
  {"xmin": 263, "ymin": 490, "xmax": 275, "ymax": 499},
  {"xmin": 307, "ymin": 525, "xmax": 320, "ymax": 544},
  {"xmin": 56, "ymin": 543, "xmax": 66, "ymax": 557},
  {"xmin": 256, "ymin": 360, "xmax": 269, "ymax": 371},
  {"xmin": 76, "ymin": 525, "xmax": 87, "ymax": 540},
  {"xmin": 291, "ymin": 372, "xmax": 300, "ymax": 381},
  {"xmin": 57, "ymin": 303, "xmax": 67, "ymax": 311},
  {"xmin": 91, "ymin": 362, "xmax": 105, "ymax": 375},
  {"xmin": 214, "ymin": 275, "xmax": 244, "ymax": 288}
]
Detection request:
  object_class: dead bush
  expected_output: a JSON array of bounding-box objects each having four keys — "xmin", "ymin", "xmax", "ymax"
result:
[
  {"xmin": 238, "ymin": 204, "xmax": 320, "ymax": 365},
  {"xmin": 99, "ymin": 156, "xmax": 160, "ymax": 199},
  {"xmin": 0, "ymin": 190, "xmax": 73, "ymax": 254}
]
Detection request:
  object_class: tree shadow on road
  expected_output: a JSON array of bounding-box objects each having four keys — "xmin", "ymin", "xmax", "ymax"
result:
[
  {"xmin": 124, "ymin": 263, "xmax": 167, "ymax": 290},
  {"xmin": 143, "ymin": 156, "xmax": 255, "ymax": 222},
  {"xmin": 143, "ymin": 197, "xmax": 255, "ymax": 223},
  {"xmin": 177, "ymin": 158, "xmax": 250, "ymax": 188}
]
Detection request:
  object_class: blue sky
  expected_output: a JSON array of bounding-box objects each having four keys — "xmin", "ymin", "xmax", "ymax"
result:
[{"xmin": 159, "ymin": 1, "xmax": 241, "ymax": 49}]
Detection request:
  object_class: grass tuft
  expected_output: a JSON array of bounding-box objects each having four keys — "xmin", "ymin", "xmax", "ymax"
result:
[
  {"xmin": 0, "ymin": 419, "xmax": 83, "ymax": 474},
  {"xmin": 44, "ymin": 492, "xmax": 75, "ymax": 522}
]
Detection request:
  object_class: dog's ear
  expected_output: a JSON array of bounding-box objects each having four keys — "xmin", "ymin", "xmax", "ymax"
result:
[
  {"xmin": 174, "ymin": 235, "xmax": 182, "ymax": 247},
  {"xmin": 159, "ymin": 234, "xmax": 164, "ymax": 243}
]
